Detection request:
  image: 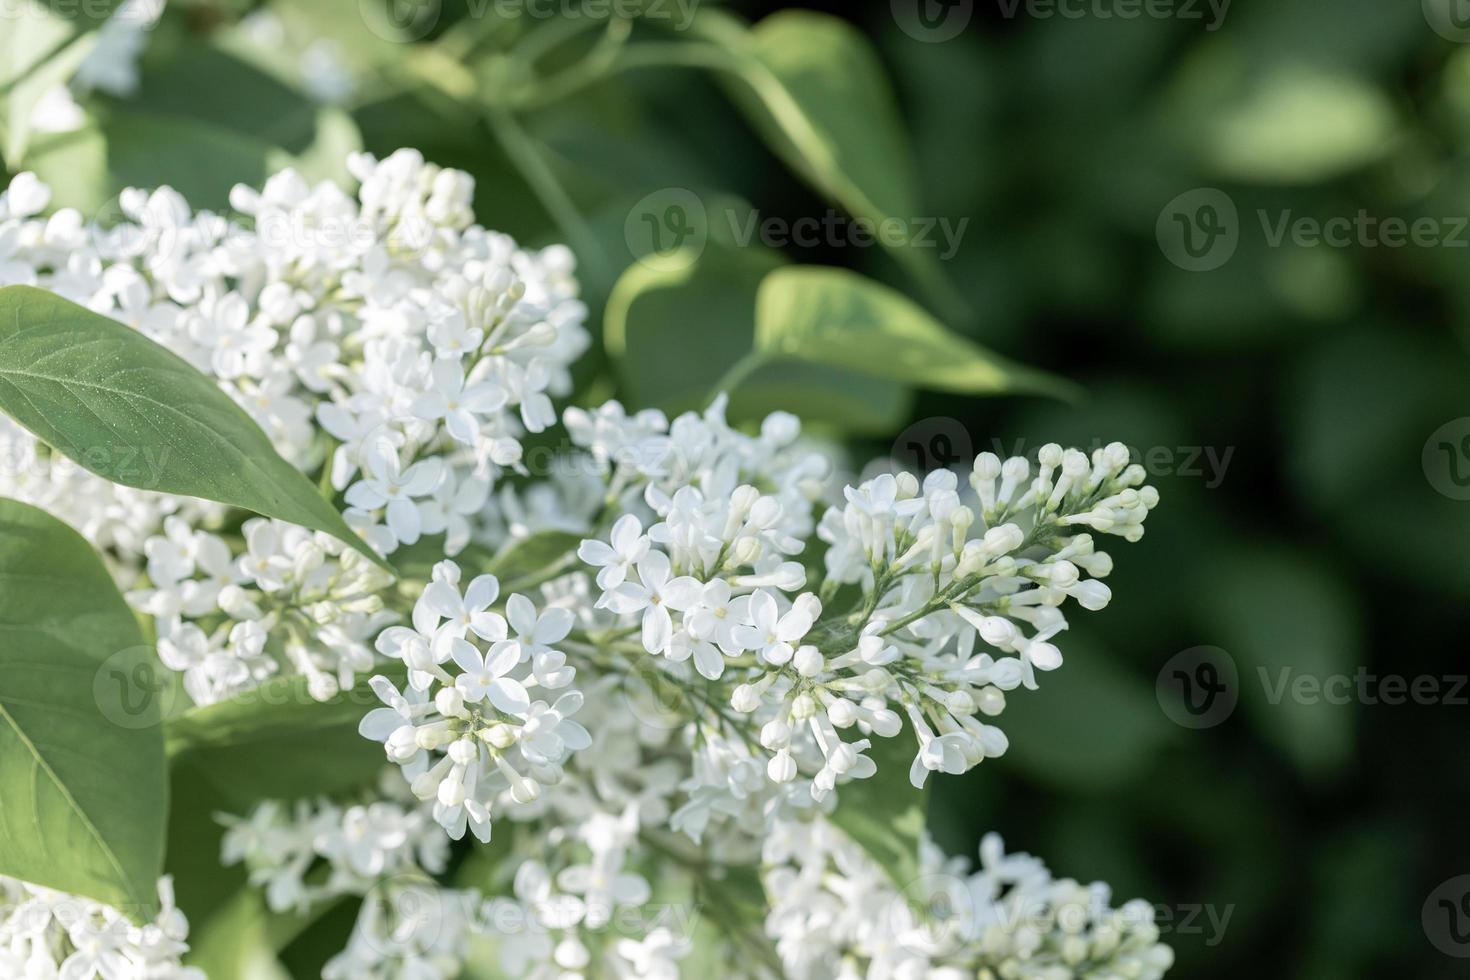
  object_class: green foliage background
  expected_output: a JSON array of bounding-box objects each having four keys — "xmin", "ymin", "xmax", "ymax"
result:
[{"xmin": 4, "ymin": 0, "xmax": 1467, "ymax": 975}]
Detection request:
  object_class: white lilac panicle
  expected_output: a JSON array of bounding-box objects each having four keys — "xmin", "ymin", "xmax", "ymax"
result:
[
  {"xmin": 762, "ymin": 818, "xmax": 1175, "ymax": 980},
  {"xmin": 572, "ymin": 430, "xmax": 1158, "ymax": 820},
  {"xmin": 0, "ymin": 875, "xmax": 202, "ymax": 979},
  {"xmin": 363, "ymin": 562, "xmax": 589, "ymax": 842},
  {"xmin": 0, "ymin": 151, "xmax": 587, "ymax": 704},
  {"xmin": 219, "ymin": 784, "xmax": 473, "ymax": 980},
  {"xmin": 0, "ymin": 153, "xmax": 588, "ymax": 566},
  {"xmin": 130, "ymin": 517, "xmax": 396, "ymax": 706}
]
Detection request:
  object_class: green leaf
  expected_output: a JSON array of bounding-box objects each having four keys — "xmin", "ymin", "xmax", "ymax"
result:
[
  {"xmin": 828, "ymin": 724, "xmax": 927, "ymax": 890},
  {"xmin": 167, "ymin": 668, "xmax": 405, "ymax": 810},
  {"xmin": 184, "ymin": 890, "xmax": 293, "ymax": 980},
  {"xmin": 0, "ymin": 285, "xmax": 391, "ymax": 572},
  {"xmin": 0, "ymin": 498, "xmax": 166, "ymax": 918},
  {"xmin": 487, "ymin": 531, "xmax": 585, "ymax": 587},
  {"xmin": 604, "ymin": 240, "xmax": 912, "ymax": 434},
  {"xmin": 754, "ymin": 267, "xmax": 1079, "ymax": 400},
  {"xmin": 695, "ymin": 10, "xmax": 964, "ymax": 314},
  {"xmin": 1194, "ymin": 548, "xmax": 1359, "ymax": 777},
  {"xmin": 997, "ymin": 637, "xmax": 1174, "ymax": 791},
  {"xmin": 0, "ymin": 1, "xmax": 97, "ymax": 167}
]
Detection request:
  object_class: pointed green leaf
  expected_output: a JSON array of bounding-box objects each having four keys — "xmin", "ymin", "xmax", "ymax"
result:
[
  {"xmin": 0, "ymin": 285, "xmax": 391, "ymax": 572},
  {"xmin": 696, "ymin": 10, "xmax": 965, "ymax": 314},
  {"xmin": 755, "ymin": 267, "xmax": 1079, "ymax": 400},
  {"xmin": 166, "ymin": 666, "xmax": 409, "ymax": 810},
  {"xmin": 604, "ymin": 241, "xmax": 912, "ymax": 434},
  {"xmin": 0, "ymin": 498, "xmax": 166, "ymax": 919}
]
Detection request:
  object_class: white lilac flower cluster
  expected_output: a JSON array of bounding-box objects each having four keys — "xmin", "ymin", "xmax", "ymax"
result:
[
  {"xmin": 481, "ymin": 807, "xmax": 692, "ymax": 980},
  {"xmin": 1, "ymin": 146, "xmax": 1171, "ymax": 978},
  {"xmin": 566, "ymin": 410, "xmax": 1157, "ymax": 829},
  {"xmin": 763, "ymin": 819, "xmax": 1175, "ymax": 980},
  {"xmin": 361, "ymin": 563, "xmax": 590, "ymax": 842},
  {"xmin": 218, "ymin": 779, "xmax": 474, "ymax": 979},
  {"xmin": 222, "ymin": 784, "xmax": 690, "ymax": 979},
  {"xmin": 0, "ymin": 875, "xmax": 201, "ymax": 979},
  {"xmin": 0, "ymin": 150, "xmax": 587, "ymax": 703},
  {"xmin": 131, "ymin": 517, "xmax": 396, "ymax": 704}
]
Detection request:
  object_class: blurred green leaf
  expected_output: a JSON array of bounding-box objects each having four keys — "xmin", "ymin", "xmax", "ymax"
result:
[
  {"xmin": 1165, "ymin": 52, "xmax": 1397, "ymax": 183},
  {"xmin": 997, "ymin": 638, "xmax": 1173, "ymax": 791},
  {"xmin": 754, "ymin": 267, "xmax": 1077, "ymax": 399},
  {"xmin": 167, "ymin": 667, "xmax": 404, "ymax": 809},
  {"xmin": 696, "ymin": 10, "xmax": 964, "ymax": 314},
  {"xmin": 1194, "ymin": 548, "xmax": 1359, "ymax": 778},
  {"xmin": 604, "ymin": 241, "xmax": 912, "ymax": 433},
  {"xmin": 0, "ymin": 1, "xmax": 97, "ymax": 167},
  {"xmin": 184, "ymin": 890, "xmax": 294, "ymax": 980}
]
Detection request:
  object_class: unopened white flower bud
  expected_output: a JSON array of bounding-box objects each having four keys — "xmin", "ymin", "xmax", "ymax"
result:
[
  {"xmin": 826, "ymin": 698, "xmax": 858, "ymax": 728},
  {"xmin": 731, "ymin": 684, "xmax": 763, "ymax": 713},
  {"xmin": 760, "ymin": 719, "xmax": 792, "ymax": 749},
  {"xmin": 436, "ymin": 687, "xmax": 466, "ymax": 718},
  {"xmin": 480, "ymin": 723, "xmax": 516, "ymax": 749},
  {"xmin": 794, "ymin": 645, "xmax": 824, "ymax": 677},
  {"xmin": 448, "ymin": 738, "xmax": 478, "ymax": 765},
  {"xmin": 1027, "ymin": 642, "xmax": 1063, "ymax": 671}
]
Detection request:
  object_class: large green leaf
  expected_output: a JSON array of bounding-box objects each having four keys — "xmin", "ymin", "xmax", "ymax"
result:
[
  {"xmin": 0, "ymin": 285, "xmax": 390, "ymax": 571},
  {"xmin": 754, "ymin": 267, "xmax": 1078, "ymax": 400},
  {"xmin": 0, "ymin": 498, "xmax": 166, "ymax": 918},
  {"xmin": 167, "ymin": 668, "xmax": 406, "ymax": 810},
  {"xmin": 694, "ymin": 10, "xmax": 964, "ymax": 314},
  {"xmin": 604, "ymin": 242, "xmax": 911, "ymax": 434}
]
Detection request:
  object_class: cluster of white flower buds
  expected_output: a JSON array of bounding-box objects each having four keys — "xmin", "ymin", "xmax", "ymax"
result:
[
  {"xmin": 362, "ymin": 562, "xmax": 589, "ymax": 842},
  {"xmin": 0, "ymin": 875, "xmax": 200, "ymax": 979},
  {"xmin": 764, "ymin": 819, "xmax": 1175, "ymax": 980}
]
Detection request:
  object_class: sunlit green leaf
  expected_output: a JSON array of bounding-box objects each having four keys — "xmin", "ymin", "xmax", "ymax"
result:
[
  {"xmin": 754, "ymin": 267, "xmax": 1077, "ymax": 399},
  {"xmin": 0, "ymin": 285, "xmax": 390, "ymax": 571},
  {"xmin": 0, "ymin": 498, "xmax": 166, "ymax": 918}
]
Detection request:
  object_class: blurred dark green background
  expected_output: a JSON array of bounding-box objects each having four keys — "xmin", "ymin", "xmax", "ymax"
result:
[{"xmin": 17, "ymin": 0, "xmax": 1470, "ymax": 974}]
